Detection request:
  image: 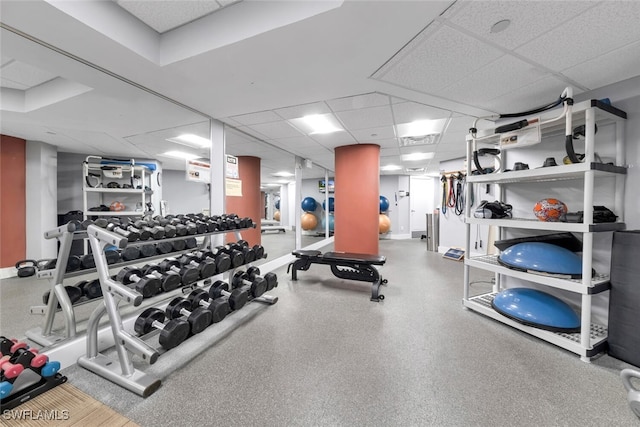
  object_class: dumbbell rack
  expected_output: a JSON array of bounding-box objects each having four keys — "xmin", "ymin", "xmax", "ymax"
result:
[
  {"xmin": 77, "ymin": 225, "xmax": 277, "ymax": 397},
  {"xmin": 27, "ymin": 222, "xmax": 253, "ymax": 347}
]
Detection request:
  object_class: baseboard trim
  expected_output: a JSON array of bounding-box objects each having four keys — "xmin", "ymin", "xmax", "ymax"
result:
[{"xmin": 0, "ymin": 266, "xmax": 17, "ymax": 279}]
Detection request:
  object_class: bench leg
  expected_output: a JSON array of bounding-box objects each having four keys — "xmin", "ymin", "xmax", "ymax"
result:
[{"xmin": 370, "ymin": 278, "xmax": 385, "ymax": 302}]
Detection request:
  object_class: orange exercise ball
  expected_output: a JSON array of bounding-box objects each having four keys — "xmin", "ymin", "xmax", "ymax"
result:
[
  {"xmin": 301, "ymin": 212, "xmax": 318, "ymax": 231},
  {"xmin": 273, "ymin": 210, "xmax": 281, "ymax": 221},
  {"xmin": 379, "ymin": 214, "xmax": 391, "ymax": 234}
]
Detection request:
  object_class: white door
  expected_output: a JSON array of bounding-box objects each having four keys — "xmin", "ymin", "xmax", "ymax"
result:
[{"xmin": 409, "ymin": 176, "xmax": 435, "ymax": 236}]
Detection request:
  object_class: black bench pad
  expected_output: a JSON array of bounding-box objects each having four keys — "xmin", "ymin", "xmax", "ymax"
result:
[{"xmin": 289, "ymin": 250, "xmax": 387, "ymax": 301}]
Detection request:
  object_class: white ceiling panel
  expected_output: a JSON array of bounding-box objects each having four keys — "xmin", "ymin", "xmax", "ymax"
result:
[
  {"xmin": 392, "ymin": 101, "xmax": 451, "ymax": 124},
  {"xmin": 349, "ymin": 125, "xmax": 395, "ymax": 143},
  {"xmin": 1, "ymin": 56, "xmax": 14, "ymax": 67},
  {"xmin": 562, "ymin": 41, "xmax": 640, "ymax": 91},
  {"xmin": 435, "ymin": 55, "xmax": 549, "ymax": 106},
  {"xmin": 326, "ymin": 93, "xmax": 391, "ymax": 112},
  {"xmin": 380, "ymin": 147, "xmax": 400, "ymax": 157},
  {"xmin": 271, "ymin": 135, "xmax": 320, "ymax": 151},
  {"xmin": 1, "ymin": 61, "xmax": 57, "ymax": 88},
  {"xmin": 309, "ymin": 131, "xmax": 356, "ymax": 147},
  {"xmin": 448, "ymin": 1, "xmax": 595, "ymax": 50},
  {"xmin": 1, "ymin": 78, "xmax": 29, "ymax": 90},
  {"xmin": 230, "ymin": 110, "xmax": 282, "ymax": 126},
  {"xmin": 247, "ymin": 121, "xmax": 303, "ymax": 139},
  {"xmin": 374, "ymin": 138, "xmax": 399, "ymax": 149},
  {"xmin": 515, "ymin": 1, "xmax": 640, "ymax": 74},
  {"xmin": 374, "ymin": 24, "xmax": 504, "ymax": 93},
  {"xmin": 273, "ymin": 101, "xmax": 331, "ymax": 120},
  {"xmin": 116, "ymin": 0, "xmax": 226, "ymax": 33},
  {"xmin": 335, "ymin": 105, "xmax": 394, "ymax": 130}
]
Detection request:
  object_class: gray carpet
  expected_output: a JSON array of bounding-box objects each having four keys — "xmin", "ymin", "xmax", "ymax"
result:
[{"xmin": 2, "ymin": 237, "xmax": 638, "ymax": 426}]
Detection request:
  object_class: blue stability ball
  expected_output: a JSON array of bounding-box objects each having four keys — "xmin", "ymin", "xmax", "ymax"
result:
[
  {"xmin": 379, "ymin": 195, "xmax": 390, "ymax": 213},
  {"xmin": 322, "ymin": 197, "xmax": 335, "ymax": 212},
  {"xmin": 498, "ymin": 242, "xmax": 583, "ymax": 277},
  {"xmin": 321, "ymin": 213, "xmax": 335, "ymax": 231},
  {"xmin": 491, "ymin": 288, "xmax": 580, "ymax": 332},
  {"xmin": 301, "ymin": 197, "xmax": 317, "ymax": 213},
  {"xmin": 275, "ymin": 200, "xmax": 280, "ymax": 210}
]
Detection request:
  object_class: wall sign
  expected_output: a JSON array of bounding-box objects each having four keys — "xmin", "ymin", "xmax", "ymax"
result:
[
  {"xmin": 226, "ymin": 155, "xmax": 239, "ymax": 179},
  {"xmin": 186, "ymin": 159, "xmax": 210, "ymax": 183}
]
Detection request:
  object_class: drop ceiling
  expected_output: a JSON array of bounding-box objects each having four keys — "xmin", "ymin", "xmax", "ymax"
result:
[{"xmin": 1, "ymin": 0, "xmax": 640, "ymax": 185}]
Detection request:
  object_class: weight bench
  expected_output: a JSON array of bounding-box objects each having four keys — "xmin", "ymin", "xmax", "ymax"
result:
[{"xmin": 288, "ymin": 250, "xmax": 387, "ymax": 301}]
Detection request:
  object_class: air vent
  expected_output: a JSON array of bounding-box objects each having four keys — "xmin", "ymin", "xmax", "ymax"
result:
[
  {"xmin": 399, "ymin": 134, "xmax": 439, "ymax": 147},
  {"xmin": 405, "ymin": 167, "xmax": 426, "ymax": 173}
]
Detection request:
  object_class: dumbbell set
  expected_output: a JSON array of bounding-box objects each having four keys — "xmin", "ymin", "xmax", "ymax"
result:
[
  {"xmin": 134, "ymin": 268, "xmax": 278, "ymax": 350},
  {"xmin": 0, "ymin": 336, "xmax": 62, "ymax": 399}
]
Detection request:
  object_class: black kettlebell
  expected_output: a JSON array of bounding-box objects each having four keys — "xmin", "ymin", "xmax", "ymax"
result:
[{"xmin": 15, "ymin": 259, "xmax": 37, "ymax": 278}]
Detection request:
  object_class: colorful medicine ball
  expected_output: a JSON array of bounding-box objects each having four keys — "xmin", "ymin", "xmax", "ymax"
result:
[
  {"xmin": 301, "ymin": 213, "xmax": 318, "ymax": 230},
  {"xmin": 533, "ymin": 198, "xmax": 567, "ymax": 222},
  {"xmin": 379, "ymin": 195, "xmax": 390, "ymax": 213},
  {"xmin": 110, "ymin": 201, "xmax": 125, "ymax": 212},
  {"xmin": 301, "ymin": 197, "xmax": 317, "ymax": 212},
  {"xmin": 379, "ymin": 214, "xmax": 391, "ymax": 234}
]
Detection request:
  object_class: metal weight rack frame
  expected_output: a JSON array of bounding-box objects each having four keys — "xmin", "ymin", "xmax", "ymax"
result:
[
  {"xmin": 76, "ymin": 224, "xmax": 278, "ymax": 397},
  {"xmin": 27, "ymin": 221, "xmax": 255, "ymax": 347}
]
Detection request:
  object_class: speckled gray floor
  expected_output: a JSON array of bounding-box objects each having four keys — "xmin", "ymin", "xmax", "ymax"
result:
[{"xmin": 2, "ymin": 238, "xmax": 639, "ymax": 426}]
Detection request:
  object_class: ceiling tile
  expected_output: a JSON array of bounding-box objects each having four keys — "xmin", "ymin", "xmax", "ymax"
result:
[
  {"xmin": 1, "ymin": 78, "xmax": 29, "ymax": 90},
  {"xmin": 273, "ymin": 101, "xmax": 331, "ymax": 120},
  {"xmin": 270, "ymin": 135, "xmax": 319, "ymax": 151},
  {"xmin": 448, "ymin": 1, "xmax": 595, "ymax": 50},
  {"xmin": 349, "ymin": 125, "xmax": 395, "ymax": 142},
  {"xmin": 1, "ymin": 61, "xmax": 57, "ymax": 88},
  {"xmin": 374, "ymin": 138, "xmax": 399, "ymax": 149},
  {"xmin": 374, "ymin": 24, "xmax": 504, "ymax": 93},
  {"xmin": 244, "ymin": 121, "xmax": 303, "ymax": 139},
  {"xmin": 515, "ymin": 2, "xmax": 640, "ymax": 72},
  {"xmin": 434, "ymin": 55, "xmax": 550, "ymax": 106},
  {"xmin": 326, "ymin": 93, "xmax": 391, "ymax": 112},
  {"xmin": 230, "ymin": 110, "xmax": 282, "ymax": 126},
  {"xmin": 116, "ymin": 0, "xmax": 228, "ymax": 33},
  {"xmin": 335, "ymin": 105, "xmax": 394, "ymax": 130},
  {"xmin": 1, "ymin": 56, "xmax": 14, "ymax": 67},
  {"xmin": 380, "ymin": 147, "xmax": 400, "ymax": 157},
  {"xmin": 562, "ymin": 41, "xmax": 640, "ymax": 90},
  {"xmin": 392, "ymin": 101, "xmax": 451, "ymax": 123},
  {"xmin": 310, "ymin": 131, "xmax": 357, "ymax": 148}
]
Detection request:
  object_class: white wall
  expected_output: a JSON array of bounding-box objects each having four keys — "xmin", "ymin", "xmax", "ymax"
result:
[
  {"xmin": 26, "ymin": 141, "xmax": 57, "ymax": 259},
  {"xmin": 162, "ymin": 169, "xmax": 209, "ymax": 215},
  {"xmin": 379, "ymin": 175, "xmax": 411, "ymax": 239}
]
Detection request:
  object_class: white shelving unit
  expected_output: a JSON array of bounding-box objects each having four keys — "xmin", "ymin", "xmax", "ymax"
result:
[
  {"xmin": 462, "ymin": 98, "xmax": 627, "ymax": 362},
  {"xmin": 83, "ymin": 156, "xmax": 154, "ymax": 218}
]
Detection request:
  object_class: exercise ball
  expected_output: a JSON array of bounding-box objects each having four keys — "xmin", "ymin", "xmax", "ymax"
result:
[
  {"xmin": 275, "ymin": 200, "xmax": 280, "ymax": 210},
  {"xmin": 533, "ymin": 198, "xmax": 568, "ymax": 222},
  {"xmin": 273, "ymin": 210, "xmax": 281, "ymax": 221},
  {"xmin": 321, "ymin": 213, "xmax": 335, "ymax": 231},
  {"xmin": 301, "ymin": 213, "xmax": 318, "ymax": 231},
  {"xmin": 322, "ymin": 197, "xmax": 335, "ymax": 212},
  {"xmin": 379, "ymin": 214, "xmax": 391, "ymax": 234},
  {"xmin": 110, "ymin": 201, "xmax": 125, "ymax": 211},
  {"xmin": 379, "ymin": 195, "xmax": 390, "ymax": 213},
  {"xmin": 498, "ymin": 242, "xmax": 582, "ymax": 277},
  {"xmin": 301, "ymin": 197, "xmax": 317, "ymax": 212}
]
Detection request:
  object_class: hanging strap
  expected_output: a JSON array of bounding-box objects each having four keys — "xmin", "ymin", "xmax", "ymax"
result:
[
  {"xmin": 441, "ymin": 176, "xmax": 448, "ymax": 214},
  {"xmin": 454, "ymin": 174, "xmax": 465, "ymax": 216}
]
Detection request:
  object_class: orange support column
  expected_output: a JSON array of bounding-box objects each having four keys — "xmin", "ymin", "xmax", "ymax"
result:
[
  {"xmin": 334, "ymin": 144, "xmax": 380, "ymax": 255},
  {"xmin": 0, "ymin": 135, "xmax": 26, "ymax": 268},
  {"xmin": 226, "ymin": 156, "xmax": 261, "ymax": 246}
]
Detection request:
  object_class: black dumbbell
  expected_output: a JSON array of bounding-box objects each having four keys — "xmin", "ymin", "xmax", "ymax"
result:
[
  {"xmin": 186, "ymin": 288, "xmax": 231, "ymax": 324},
  {"xmin": 231, "ymin": 270, "xmax": 268, "ymax": 299},
  {"xmin": 233, "ymin": 242, "xmax": 256, "ymax": 263},
  {"xmin": 172, "ymin": 240, "xmax": 187, "ymax": 251},
  {"xmin": 116, "ymin": 267, "xmax": 161, "ymax": 298},
  {"xmin": 238, "ymin": 240, "xmax": 265, "ymax": 259},
  {"xmin": 156, "ymin": 241, "xmax": 174, "ymax": 255},
  {"xmin": 105, "ymin": 249, "xmax": 122, "ymax": 265},
  {"xmin": 179, "ymin": 254, "xmax": 215, "ymax": 279},
  {"xmin": 121, "ymin": 246, "xmax": 141, "ymax": 261},
  {"xmin": 134, "ymin": 307, "xmax": 190, "ymax": 350},
  {"xmin": 159, "ymin": 258, "xmax": 199, "ymax": 286},
  {"xmin": 246, "ymin": 266, "xmax": 278, "ymax": 291},
  {"xmin": 102, "ymin": 219, "xmax": 138, "ymax": 242},
  {"xmin": 120, "ymin": 218, "xmax": 150, "ymax": 240},
  {"xmin": 165, "ymin": 297, "xmax": 212, "ymax": 335},
  {"xmin": 184, "ymin": 237, "xmax": 198, "ymax": 249},
  {"xmin": 193, "ymin": 249, "xmax": 231, "ymax": 274},
  {"xmin": 148, "ymin": 217, "xmax": 177, "ymax": 238},
  {"xmin": 139, "ymin": 244, "xmax": 156, "ymax": 258},
  {"xmin": 142, "ymin": 264, "xmax": 182, "ymax": 293},
  {"xmin": 43, "ymin": 285, "xmax": 83, "ymax": 307},
  {"xmin": 219, "ymin": 245, "xmax": 244, "ymax": 268},
  {"xmin": 77, "ymin": 278, "xmax": 102, "ymax": 299},
  {"xmin": 209, "ymin": 280, "xmax": 248, "ymax": 311},
  {"xmin": 134, "ymin": 220, "xmax": 165, "ymax": 240}
]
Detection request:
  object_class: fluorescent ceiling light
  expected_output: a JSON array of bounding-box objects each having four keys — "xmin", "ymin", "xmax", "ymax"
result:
[
  {"xmin": 276, "ymin": 179, "xmax": 292, "ymax": 184},
  {"xmin": 265, "ymin": 183, "xmax": 281, "ymax": 187},
  {"xmin": 401, "ymin": 152, "xmax": 435, "ymax": 161},
  {"xmin": 381, "ymin": 165, "xmax": 403, "ymax": 171},
  {"xmin": 166, "ymin": 133, "xmax": 211, "ymax": 148},
  {"xmin": 396, "ymin": 119, "xmax": 447, "ymax": 138},
  {"xmin": 406, "ymin": 167, "xmax": 426, "ymax": 173},
  {"xmin": 161, "ymin": 150, "xmax": 200, "ymax": 160},
  {"xmin": 289, "ymin": 114, "xmax": 344, "ymax": 135},
  {"xmin": 272, "ymin": 171, "xmax": 294, "ymax": 177}
]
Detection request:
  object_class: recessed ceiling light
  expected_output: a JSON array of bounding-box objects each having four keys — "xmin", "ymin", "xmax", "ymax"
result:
[
  {"xmin": 265, "ymin": 183, "xmax": 281, "ymax": 187},
  {"xmin": 401, "ymin": 152, "xmax": 435, "ymax": 161},
  {"xmin": 160, "ymin": 151, "xmax": 200, "ymax": 160},
  {"xmin": 396, "ymin": 119, "xmax": 447, "ymax": 138},
  {"xmin": 490, "ymin": 19, "xmax": 511, "ymax": 34},
  {"xmin": 289, "ymin": 114, "xmax": 344, "ymax": 135},
  {"xmin": 381, "ymin": 165, "xmax": 403, "ymax": 171},
  {"xmin": 272, "ymin": 171, "xmax": 294, "ymax": 177},
  {"xmin": 166, "ymin": 133, "xmax": 211, "ymax": 148}
]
